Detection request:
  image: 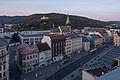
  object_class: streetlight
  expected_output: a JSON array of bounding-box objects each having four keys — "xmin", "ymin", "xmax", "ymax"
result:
[
  {"xmin": 57, "ymin": 65, "xmax": 59, "ymax": 70},
  {"xmin": 35, "ymin": 73, "xmax": 38, "ymax": 78},
  {"xmin": 24, "ymin": 73, "xmax": 27, "ymax": 80}
]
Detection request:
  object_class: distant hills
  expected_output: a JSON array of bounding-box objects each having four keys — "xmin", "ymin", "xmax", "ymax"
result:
[
  {"xmin": 0, "ymin": 13, "xmax": 118, "ymax": 30},
  {"xmin": 108, "ymin": 21, "xmax": 120, "ymax": 26}
]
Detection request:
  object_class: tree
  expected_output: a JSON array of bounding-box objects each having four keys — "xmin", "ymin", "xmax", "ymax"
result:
[
  {"xmin": 12, "ymin": 32, "xmax": 19, "ymax": 42},
  {"xmin": 112, "ymin": 60, "xmax": 118, "ymax": 68}
]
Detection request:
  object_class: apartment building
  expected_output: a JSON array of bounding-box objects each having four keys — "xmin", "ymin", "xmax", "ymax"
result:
[
  {"xmin": 65, "ymin": 36, "xmax": 72, "ymax": 57},
  {"xmin": 17, "ymin": 43, "xmax": 39, "ymax": 73},
  {"xmin": 0, "ymin": 37, "xmax": 9, "ymax": 80},
  {"xmin": 42, "ymin": 34, "xmax": 66, "ymax": 62},
  {"xmin": 19, "ymin": 31, "xmax": 43, "ymax": 45},
  {"xmin": 37, "ymin": 43, "xmax": 52, "ymax": 67},
  {"xmin": 71, "ymin": 34, "xmax": 82, "ymax": 53},
  {"xmin": 114, "ymin": 31, "xmax": 120, "ymax": 46}
]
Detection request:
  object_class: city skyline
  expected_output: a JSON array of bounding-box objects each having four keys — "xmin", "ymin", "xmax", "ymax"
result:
[{"xmin": 0, "ymin": 0, "xmax": 120, "ymax": 21}]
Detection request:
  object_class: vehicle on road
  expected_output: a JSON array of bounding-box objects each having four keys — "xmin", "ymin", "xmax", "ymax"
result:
[
  {"xmin": 89, "ymin": 48, "xmax": 97, "ymax": 53},
  {"xmin": 61, "ymin": 58, "xmax": 69, "ymax": 64}
]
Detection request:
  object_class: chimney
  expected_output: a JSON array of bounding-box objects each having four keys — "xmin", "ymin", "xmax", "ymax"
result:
[{"xmin": 102, "ymin": 72, "xmax": 104, "ymax": 75}]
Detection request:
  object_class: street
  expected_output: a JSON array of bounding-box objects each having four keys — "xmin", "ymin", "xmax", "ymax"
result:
[
  {"xmin": 46, "ymin": 45, "xmax": 108, "ymax": 80},
  {"xmin": 9, "ymin": 44, "xmax": 110, "ymax": 80}
]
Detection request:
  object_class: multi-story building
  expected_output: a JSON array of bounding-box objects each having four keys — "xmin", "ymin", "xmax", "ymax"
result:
[
  {"xmin": 65, "ymin": 36, "xmax": 72, "ymax": 57},
  {"xmin": 87, "ymin": 34, "xmax": 103, "ymax": 47},
  {"xmin": 82, "ymin": 66, "xmax": 120, "ymax": 80},
  {"xmin": 114, "ymin": 31, "xmax": 120, "ymax": 46},
  {"xmin": 37, "ymin": 43, "xmax": 52, "ymax": 67},
  {"xmin": 0, "ymin": 37, "xmax": 9, "ymax": 80},
  {"xmin": 19, "ymin": 31, "xmax": 43, "ymax": 45},
  {"xmin": 71, "ymin": 34, "xmax": 82, "ymax": 53},
  {"xmin": 0, "ymin": 27, "xmax": 4, "ymax": 37},
  {"xmin": 17, "ymin": 43, "xmax": 39, "ymax": 73},
  {"xmin": 42, "ymin": 34, "xmax": 66, "ymax": 62},
  {"xmin": 82, "ymin": 36, "xmax": 90, "ymax": 51},
  {"xmin": 91, "ymin": 28, "xmax": 112, "ymax": 43}
]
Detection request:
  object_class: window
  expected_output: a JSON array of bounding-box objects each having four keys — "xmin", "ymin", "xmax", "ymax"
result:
[
  {"xmin": 22, "ymin": 56, "xmax": 26, "ymax": 60},
  {"xmin": 27, "ymin": 56, "xmax": 29, "ymax": 60},
  {"xmin": 33, "ymin": 55, "xmax": 35, "ymax": 58},
  {"xmin": 3, "ymin": 72, "xmax": 5, "ymax": 77},
  {"xmin": 0, "ymin": 66, "xmax": 1, "ymax": 70},
  {"xmin": 0, "ymin": 73, "xmax": 2, "ymax": 78},
  {"xmin": 3, "ymin": 65, "xmax": 5, "ymax": 70},
  {"xmin": 30, "ymin": 55, "xmax": 32, "ymax": 59}
]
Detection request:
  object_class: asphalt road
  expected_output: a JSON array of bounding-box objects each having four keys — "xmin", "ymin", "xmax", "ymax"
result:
[
  {"xmin": 9, "ymin": 46, "xmax": 21, "ymax": 80},
  {"xmin": 46, "ymin": 45, "xmax": 108, "ymax": 80}
]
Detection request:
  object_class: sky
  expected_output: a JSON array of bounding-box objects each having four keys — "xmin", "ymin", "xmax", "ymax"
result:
[{"xmin": 0, "ymin": 0, "xmax": 120, "ymax": 21}]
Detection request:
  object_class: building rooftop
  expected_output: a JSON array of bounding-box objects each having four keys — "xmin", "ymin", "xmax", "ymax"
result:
[
  {"xmin": 17, "ymin": 43, "xmax": 39, "ymax": 55},
  {"xmin": 87, "ymin": 34, "xmax": 102, "ymax": 41},
  {"xmin": 37, "ymin": 43, "xmax": 51, "ymax": 52},
  {"xmin": 82, "ymin": 36, "xmax": 89, "ymax": 42},
  {"xmin": 46, "ymin": 34, "xmax": 66, "ymax": 40},
  {"xmin": 58, "ymin": 26, "xmax": 69, "ymax": 32},
  {"xmin": 87, "ymin": 66, "xmax": 110, "ymax": 77},
  {"xmin": 20, "ymin": 33, "xmax": 43, "ymax": 37},
  {"xmin": 96, "ymin": 67, "xmax": 120, "ymax": 80},
  {"xmin": 92, "ymin": 28, "xmax": 106, "ymax": 33},
  {"xmin": 115, "ymin": 31, "xmax": 120, "ymax": 36},
  {"xmin": 0, "ymin": 37, "xmax": 8, "ymax": 48},
  {"xmin": 70, "ymin": 33, "xmax": 81, "ymax": 39}
]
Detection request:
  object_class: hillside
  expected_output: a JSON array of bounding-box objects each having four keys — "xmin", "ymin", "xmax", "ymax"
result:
[
  {"xmin": 109, "ymin": 21, "xmax": 120, "ymax": 26},
  {"xmin": 0, "ymin": 13, "xmax": 109, "ymax": 30}
]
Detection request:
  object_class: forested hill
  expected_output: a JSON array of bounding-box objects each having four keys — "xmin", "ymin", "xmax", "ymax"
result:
[{"xmin": 0, "ymin": 13, "xmax": 110, "ymax": 30}]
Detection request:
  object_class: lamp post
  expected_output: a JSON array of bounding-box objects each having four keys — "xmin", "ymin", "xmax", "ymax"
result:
[{"xmin": 24, "ymin": 73, "xmax": 27, "ymax": 80}]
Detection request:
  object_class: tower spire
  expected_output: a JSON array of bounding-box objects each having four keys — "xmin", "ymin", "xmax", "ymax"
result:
[
  {"xmin": 66, "ymin": 13, "xmax": 70, "ymax": 25},
  {"xmin": 52, "ymin": 23, "xmax": 55, "ymax": 32},
  {"xmin": 66, "ymin": 13, "xmax": 71, "ymax": 34}
]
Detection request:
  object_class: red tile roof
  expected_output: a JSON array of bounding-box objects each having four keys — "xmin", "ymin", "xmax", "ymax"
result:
[
  {"xmin": 92, "ymin": 28, "xmax": 106, "ymax": 33},
  {"xmin": 87, "ymin": 66, "xmax": 110, "ymax": 77},
  {"xmin": 37, "ymin": 43, "xmax": 51, "ymax": 52},
  {"xmin": 17, "ymin": 43, "xmax": 39, "ymax": 54},
  {"xmin": 50, "ymin": 35, "xmax": 65, "ymax": 40}
]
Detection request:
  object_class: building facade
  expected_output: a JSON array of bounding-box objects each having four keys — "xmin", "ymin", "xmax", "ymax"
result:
[
  {"xmin": 19, "ymin": 32, "xmax": 43, "ymax": 45},
  {"xmin": 37, "ymin": 43, "xmax": 52, "ymax": 67},
  {"xmin": 42, "ymin": 34, "xmax": 66, "ymax": 62},
  {"xmin": 82, "ymin": 36, "xmax": 90, "ymax": 51},
  {"xmin": 114, "ymin": 31, "xmax": 120, "ymax": 46},
  {"xmin": 0, "ymin": 38, "xmax": 9, "ymax": 80},
  {"xmin": 17, "ymin": 43, "xmax": 39, "ymax": 73},
  {"xmin": 71, "ymin": 34, "xmax": 82, "ymax": 53},
  {"xmin": 0, "ymin": 27, "xmax": 4, "ymax": 37},
  {"xmin": 65, "ymin": 36, "xmax": 72, "ymax": 57}
]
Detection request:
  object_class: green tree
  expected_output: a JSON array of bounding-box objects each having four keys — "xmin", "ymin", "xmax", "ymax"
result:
[
  {"xmin": 12, "ymin": 32, "xmax": 19, "ymax": 42},
  {"xmin": 112, "ymin": 60, "xmax": 118, "ymax": 68}
]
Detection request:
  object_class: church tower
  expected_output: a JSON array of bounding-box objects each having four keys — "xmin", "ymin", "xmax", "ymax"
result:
[{"xmin": 66, "ymin": 13, "xmax": 71, "ymax": 34}]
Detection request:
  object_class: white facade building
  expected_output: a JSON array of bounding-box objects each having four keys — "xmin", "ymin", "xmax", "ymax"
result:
[
  {"xmin": 0, "ymin": 37, "xmax": 9, "ymax": 80},
  {"xmin": 71, "ymin": 34, "xmax": 82, "ymax": 53},
  {"xmin": 65, "ymin": 36, "xmax": 72, "ymax": 57},
  {"xmin": 42, "ymin": 35, "xmax": 66, "ymax": 62},
  {"xmin": 0, "ymin": 28, "xmax": 4, "ymax": 37},
  {"xmin": 37, "ymin": 43, "xmax": 52, "ymax": 67},
  {"xmin": 113, "ymin": 31, "xmax": 120, "ymax": 46},
  {"xmin": 82, "ymin": 36, "xmax": 90, "ymax": 51},
  {"xmin": 19, "ymin": 32, "xmax": 43, "ymax": 45}
]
